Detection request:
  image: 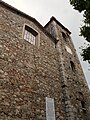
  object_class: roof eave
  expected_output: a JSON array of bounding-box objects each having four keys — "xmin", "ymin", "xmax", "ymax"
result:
[
  {"xmin": 0, "ymin": 0, "xmax": 57, "ymax": 43},
  {"xmin": 44, "ymin": 16, "xmax": 71, "ymax": 34}
]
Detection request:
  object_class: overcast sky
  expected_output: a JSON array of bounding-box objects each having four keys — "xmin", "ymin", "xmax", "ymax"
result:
[{"xmin": 2, "ymin": 0, "xmax": 90, "ymax": 89}]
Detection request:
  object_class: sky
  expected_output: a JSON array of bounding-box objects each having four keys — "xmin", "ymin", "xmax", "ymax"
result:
[{"xmin": 2, "ymin": 0, "xmax": 90, "ymax": 89}]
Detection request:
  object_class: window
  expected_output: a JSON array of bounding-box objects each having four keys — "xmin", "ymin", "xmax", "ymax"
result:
[
  {"xmin": 81, "ymin": 101, "xmax": 85, "ymax": 109},
  {"xmin": 24, "ymin": 25, "xmax": 38, "ymax": 45},
  {"xmin": 70, "ymin": 61, "xmax": 75, "ymax": 72},
  {"xmin": 62, "ymin": 32, "xmax": 67, "ymax": 41},
  {"xmin": 55, "ymin": 40, "xmax": 59, "ymax": 48}
]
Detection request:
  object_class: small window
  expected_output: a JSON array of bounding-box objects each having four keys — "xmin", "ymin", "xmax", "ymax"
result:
[
  {"xmin": 24, "ymin": 25, "xmax": 38, "ymax": 45},
  {"xmin": 55, "ymin": 40, "xmax": 59, "ymax": 48},
  {"xmin": 66, "ymin": 33, "xmax": 70, "ymax": 39},
  {"xmin": 62, "ymin": 32, "xmax": 67, "ymax": 41},
  {"xmin": 70, "ymin": 61, "xmax": 75, "ymax": 72},
  {"xmin": 81, "ymin": 101, "xmax": 85, "ymax": 109}
]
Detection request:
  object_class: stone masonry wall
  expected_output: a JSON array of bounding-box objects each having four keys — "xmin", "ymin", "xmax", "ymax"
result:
[
  {"xmin": 0, "ymin": 4, "xmax": 65, "ymax": 120},
  {"xmin": 56, "ymin": 23, "xmax": 90, "ymax": 120},
  {"xmin": 1, "ymin": 2, "xmax": 90, "ymax": 120},
  {"xmin": 45, "ymin": 20, "xmax": 90, "ymax": 120}
]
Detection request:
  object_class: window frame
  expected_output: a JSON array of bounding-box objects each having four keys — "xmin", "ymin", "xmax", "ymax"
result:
[{"xmin": 22, "ymin": 24, "xmax": 40, "ymax": 48}]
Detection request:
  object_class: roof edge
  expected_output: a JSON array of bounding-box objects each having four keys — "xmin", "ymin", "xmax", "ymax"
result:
[
  {"xmin": 0, "ymin": 0, "xmax": 57, "ymax": 43},
  {"xmin": 44, "ymin": 16, "xmax": 71, "ymax": 34}
]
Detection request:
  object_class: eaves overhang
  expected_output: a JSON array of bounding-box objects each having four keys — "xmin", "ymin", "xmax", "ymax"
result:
[{"xmin": 44, "ymin": 16, "xmax": 71, "ymax": 34}]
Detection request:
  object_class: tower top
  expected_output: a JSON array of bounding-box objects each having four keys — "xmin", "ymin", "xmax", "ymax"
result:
[{"xmin": 44, "ymin": 16, "xmax": 71, "ymax": 34}]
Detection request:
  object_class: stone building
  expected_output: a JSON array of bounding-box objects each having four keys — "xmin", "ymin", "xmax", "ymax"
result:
[{"xmin": 0, "ymin": 1, "xmax": 90, "ymax": 120}]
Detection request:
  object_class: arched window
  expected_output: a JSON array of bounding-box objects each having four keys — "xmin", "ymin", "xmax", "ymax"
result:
[
  {"xmin": 70, "ymin": 61, "xmax": 75, "ymax": 72},
  {"xmin": 24, "ymin": 25, "xmax": 38, "ymax": 45}
]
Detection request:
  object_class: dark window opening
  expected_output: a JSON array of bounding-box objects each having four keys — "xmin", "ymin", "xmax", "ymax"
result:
[
  {"xmin": 66, "ymin": 33, "xmax": 70, "ymax": 39},
  {"xmin": 24, "ymin": 25, "xmax": 38, "ymax": 45},
  {"xmin": 70, "ymin": 61, "xmax": 75, "ymax": 72},
  {"xmin": 81, "ymin": 101, "xmax": 85, "ymax": 108},
  {"xmin": 62, "ymin": 32, "xmax": 67, "ymax": 41},
  {"xmin": 55, "ymin": 40, "xmax": 59, "ymax": 48},
  {"xmin": 81, "ymin": 101, "xmax": 86, "ymax": 113}
]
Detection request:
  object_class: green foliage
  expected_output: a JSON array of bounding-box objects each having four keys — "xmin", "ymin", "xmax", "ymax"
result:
[
  {"xmin": 80, "ymin": 26, "xmax": 90, "ymax": 42},
  {"xmin": 70, "ymin": 0, "xmax": 90, "ymax": 63},
  {"xmin": 70, "ymin": 0, "xmax": 86, "ymax": 12},
  {"xmin": 84, "ymin": 10, "xmax": 90, "ymax": 24},
  {"xmin": 81, "ymin": 46, "xmax": 90, "ymax": 63}
]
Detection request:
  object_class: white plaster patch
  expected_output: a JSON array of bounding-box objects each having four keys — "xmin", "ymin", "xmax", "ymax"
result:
[
  {"xmin": 66, "ymin": 45, "xmax": 72, "ymax": 54},
  {"xmin": 46, "ymin": 97, "xmax": 56, "ymax": 120}
]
